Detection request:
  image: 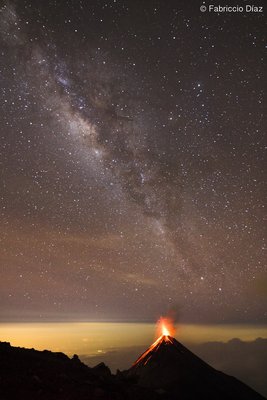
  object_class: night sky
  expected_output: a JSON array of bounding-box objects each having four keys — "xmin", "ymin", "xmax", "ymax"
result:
[{"xmin": 0, "ymin": 0, "xmax": 266, "ymax": 323}]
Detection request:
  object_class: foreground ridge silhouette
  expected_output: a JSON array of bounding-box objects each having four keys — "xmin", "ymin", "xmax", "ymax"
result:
[
  {"xmin": 0, "ymin": 341, "xmax": 157, "ymax": 400},
  {"xmin": 0, "ymin": 340, "xmax": 265, "ymax": 400}
]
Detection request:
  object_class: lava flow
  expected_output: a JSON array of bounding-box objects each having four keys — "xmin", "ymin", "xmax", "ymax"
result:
[{"xmin": 132, "ymin": 317, "xmax": 176, "ymax": 366}]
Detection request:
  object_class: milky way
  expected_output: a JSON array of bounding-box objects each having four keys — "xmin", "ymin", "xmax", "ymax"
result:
[{"xmin": 0, "ymin": 0, "xmax": 266, "ymax": 322}]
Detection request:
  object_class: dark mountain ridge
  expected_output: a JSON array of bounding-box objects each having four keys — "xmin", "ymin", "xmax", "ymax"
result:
[
  {"xmin": 0, "ymin": 339, "xmax": 265, "ymax": 400},
  {"xmin": 0, "ymin": 341, "xmax": 158, "ymax": 400}
]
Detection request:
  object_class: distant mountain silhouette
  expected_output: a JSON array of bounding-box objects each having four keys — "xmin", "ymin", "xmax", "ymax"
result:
[{"xmin": 125, "ymin": 335, "xmax": 266, "ymax": 400}]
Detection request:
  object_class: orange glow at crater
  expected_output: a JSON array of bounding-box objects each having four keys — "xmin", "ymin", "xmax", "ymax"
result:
[
  {"xmin": 132, "ymin": 316, "xmax": 177, "ymax": 367},
  {"xmin": 156, "ymin": 316, "xmax": 176, "ymax": 338}
]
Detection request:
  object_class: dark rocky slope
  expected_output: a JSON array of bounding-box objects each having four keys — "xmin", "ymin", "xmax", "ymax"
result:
[{"xmin": 0, "ymin": 342, "xmax": 158, "ymax": 400}]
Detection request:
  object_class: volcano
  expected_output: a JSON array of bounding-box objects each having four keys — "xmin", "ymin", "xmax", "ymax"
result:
[{"xmin": 125, "ymin": 334, "xmax": 265, "ymax": 400}]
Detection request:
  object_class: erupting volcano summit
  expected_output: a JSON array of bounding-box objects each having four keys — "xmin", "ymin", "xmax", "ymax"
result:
[{"xmin": 125, "ymin": 318, "xmax": 265, "ymax": 400}]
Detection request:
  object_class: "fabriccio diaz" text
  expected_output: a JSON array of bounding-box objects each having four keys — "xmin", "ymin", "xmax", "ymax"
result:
[{"xmin": 208, "ymin": 5, "xmax": 263, "ymax": 13}]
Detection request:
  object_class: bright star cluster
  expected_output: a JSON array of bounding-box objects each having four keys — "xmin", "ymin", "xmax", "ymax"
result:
[{"xmin": 0, "ymin": 0, "xmax": 265, "ymax": 323}]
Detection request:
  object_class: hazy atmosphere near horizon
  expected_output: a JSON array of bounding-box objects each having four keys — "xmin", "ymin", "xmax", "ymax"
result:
[{"xmin": 0, "ymin": 0, "xmax": 266, "ymax": 397}]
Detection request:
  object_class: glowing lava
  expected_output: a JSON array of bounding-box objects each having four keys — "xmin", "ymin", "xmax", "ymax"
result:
[
  {"xmin": 132, "ymin": 316, "xmax": 176, "ymax": 366},
  {"xmin": 156, "ymin": 316, "xmax": 176, "ymax": 338}
]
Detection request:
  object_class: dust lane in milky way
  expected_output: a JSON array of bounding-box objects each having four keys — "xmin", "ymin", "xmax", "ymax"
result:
[{"xmin": 0, "ymin": 0, "xmax": 266, "ymax": 322}]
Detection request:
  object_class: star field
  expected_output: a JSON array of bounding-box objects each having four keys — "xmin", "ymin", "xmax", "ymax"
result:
[{"xmin": 0, "ymin": 0, "xmax": 266, "ymax": 323}]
